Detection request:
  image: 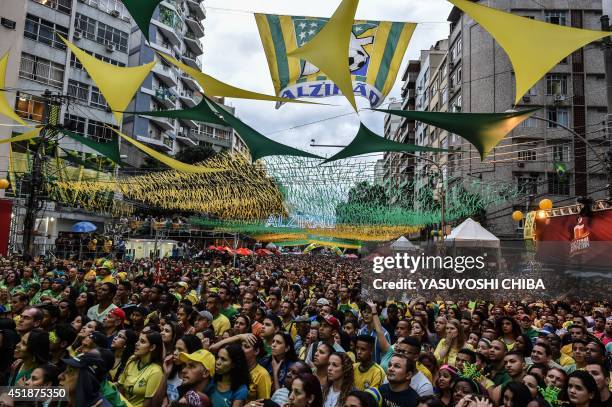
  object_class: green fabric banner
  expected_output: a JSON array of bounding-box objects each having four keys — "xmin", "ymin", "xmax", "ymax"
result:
[
  {"xmin": 205, "ymin": 96, "xmax": 323, "ymax": 162},
  {"xmin": 323, "ymin": 122, "xmax": 449, "ymax": 163},
  {"xmin": 129, "ymin": 99, "xmax": 227, "ymax": 126},
  {"xmin": 119, "ymin": 0, "xmax": 162, "ymax": 41},
  {"xmin": 374, "ymin": 108, "xmax": 540, "ymax": 159},
  {"xmin": 61, "ymin": 130, "xmax": 121, "ymax": 164}
]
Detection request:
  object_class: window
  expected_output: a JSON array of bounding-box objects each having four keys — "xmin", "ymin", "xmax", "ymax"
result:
[
  {"xmin": 64, "ymin": 114, "xmax": 86, "ymax": 135},
  {"xmin": 518, "ymin": 150, "xmax": 537, "ymax": 161},
  {"xmin": 19, "ymin": 53, "xmax": 64, "ymax": 88},
  {"xmin": 546, "ymin": 74, "xmax": 568, "ymax": 95},
  {"xmin": 32, "ymin": 0, "xmax": 71, "ymax": 14},
  {"xmin": 14, "ymin": 94, "xmax": 45, "ymax": 122},
  {"xmin": 548, "ymin": 173, "xmax": 569, "ymax": 195},
  {"xmin": 90, "ymin": 87, "xmax": 108, "ymax": 109},
  {"xmin": 75, "ymin": 13, "xmax": 96, "ymax": 41},
  {"xmin": 552, "ymin": 144, "xmax": 570, "ymax": 162},
  {"xmin": 70, "ymin": 53, "xmax": 83, "ymax": 70},
  {"xmin": 68, "ymin": 80, "xmax": 90, "ymax": 103},
  {"xmin": 517, "ymin": 176, "xmax": 538, "ymax": 195},
  {"xmin": 519, "ymin": 117, "xmax": 537, "ymax": 128},
  {"xmin": 87, "ymin": 119, "xmax": 116, "ymax": 142},
  {"xmin": 547, "ymin": 108, "xmax": 569, "ymax": 128},
  {"xmin": 24, "ymin": 14, "xmax": 69, "ymax": 50},
  {"xmin": 451, "ymin": 37, "xmax": 462, "ymax": 62},
  {"xmin": 70, "ymin": 51, "xmax": 125, "ymax": 70},
  {"xmin": 545, "ymin": 10, "xmax": 567, "ymax": 26},
  {"xmin": 96, "ymin": 22, "xmax": 128, "ymax": 52}
]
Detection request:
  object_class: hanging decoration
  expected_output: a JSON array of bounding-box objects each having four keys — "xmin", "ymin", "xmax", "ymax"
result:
[
  {"xmin": 158, "ymin": 53, "xmax": 318, "ymax": 105},
  {"xmin": 117, "ymin": 0, "xmax": 163, "ymax": 41},
  {"xmin": 448, "ymin": 0, "xmax": 611, "ymax": 105},
  {"xmin": 286, "ymin": 0, "xmax": 360, "ymax": 111},
  {"xmin": 255, "ymin": 14, "xmax": 416, "ymax": 108},
  {"xmin": 61, "ymin": 130, "xmax": 121, "ymax": 164},
  {"xmin": 206, "ymin": 96, "xmax": 323, "ymax": 161},
  {"xmin": 375, "ymin": 108, "xmax": 540, "ymax": 159},
  {"xmin": 322, "ymin": 122, "xmax": 448, "ymax": 163},
  {"xmin": 60, "ymin": 36, "xmax": 156, "ymax": 124},
  {"xmin": 0, "ymin": 51, "xmax": 27, "ymax": 126},
  {"xmin": 0, "ymin": 127, "xmax": 42, "ymax": 144},
  {"xmin": 127, "ymin": 98, "xmax": 227, "ymax": 127}
]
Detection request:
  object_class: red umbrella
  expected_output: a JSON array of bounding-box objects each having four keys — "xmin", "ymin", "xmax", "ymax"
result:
[
  {"xmin": 256, "ymin": 248, "xmax": 272, "ymax": 256},
  {"xmin": 236, "ymin": 248, "xmax": 253, "ymax": 256}
]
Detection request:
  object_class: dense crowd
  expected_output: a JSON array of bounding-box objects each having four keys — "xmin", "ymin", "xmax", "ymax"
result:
[{"xmin": 0, "ymin": 253, "xmax": 610, "ymax": 407}]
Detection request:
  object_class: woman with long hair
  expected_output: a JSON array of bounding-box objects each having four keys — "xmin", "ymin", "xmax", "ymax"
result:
[
  {"xmin": 233, "ymin": 315, "xmax": 252, "ymax": 335},
  {"xmin": 109, "ymin": 328, "xmax": 138, "ymax": 382},
  {"xmin": 567, "ymin": 370, "xmax": 601, "ymax": 407},
  {"xmin": 288, "ymin": 372, "xmax": 324, "ymax": 407},
  {"xmin": 313, "ymin": 342, "xmax": 334, "ymax": 389},
  {"xmin": 160, "ymin": 320, "xmax": 183, "ymax": 358},
  {"xmin": 496, "ymin": 317, "xmax": 522, "ymax": 351},
  {"xmin": 261, "ymin": 332, "xmax": 298, "ymax": 392},
  {"xmin": 58, "ymin": 299, "xmax": 78, "ymax": 325},
  {"xmin": 9, "ymin": 328, "xmax": 49, "ymax": 386},
  {"xmin": 514, "ymin": 333, "xmax": 534, "ymax": 359},
  {"xmin": 209, "ymin": 342, "xmax": 251, "ymax": 407},
  {"xmin": 118, "ymin": 331, "xmax": 165, "ymax": 407},
  {"xmin": 522, "ymin": 373, "xmax": 546, "ymax": 400},
  {"xmin": 323, "ymin": 352, "xmax": 354, "ymax": 407},
  {"xmin": 410, "ymin": 320, "xmax": 431, "ymax": 348},
  {"xmin": 162, "ymin": 334, "xmax": 202, "ymax": 404},
  {"xmin": 69, "ymin": 319, "xmax": 103, "ymax": 356},
  {"xmin": 177, "ymin": 304, "xmax": 195, "ymax": 335},
  {"xmin": 435, "ymin": 365, "xmax": 458, "ymax": 407},
  {"xmin": 501, "ymin": 382, "xmax": 534, "ymax": 407},
  {"xmin": 450, "ymin": 377, "xmax": 486, "ymax": 406},
  {"xmin": 75, "ymin": 292, "xmax": 95, "ymax": 317},
  {"xmin": 434, "ymin": 319, "xmax": 467, "ymax": 366}
]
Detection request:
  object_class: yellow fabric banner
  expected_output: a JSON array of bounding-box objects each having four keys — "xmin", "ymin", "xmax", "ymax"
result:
[
  {"xmin": 0, "ymin": 126, "xmax": 42, "ymax": 144},
  {"xmin": 449, "ymin": 0, "xmax": 611, "ymax": 105},
  {"xmin": 0, "ymin": 51, "xmax": 26, "ymax": 125},
  {"xmin": 111, "ymin": 128, "xmax": 224, "ymax": 174},
  {"xmin": 159, "ymin": 53, "xmax": 316, "ymax": 105},
  {"xmin": 287, "ymin": 0, "xmax": 360, "ymax": 111},
  {"xmin": 60, "ymin": 36, "xmax": 155, "ymax": 124}
]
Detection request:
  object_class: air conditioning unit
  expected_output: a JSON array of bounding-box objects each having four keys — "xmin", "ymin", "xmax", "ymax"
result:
[
  {"xmin": 110, "ymin": 9, "xmax": 120, "ymax": 17},
  {"xmin": 73, "ymin": 31, "xmax": 82, "ymax": 40},
  {"xmin": 122, "ymin": 16, "xmax": 131, "ymax": 23},
  {"xmin": 522, "ymin": 95, "xmax": 531, "ymax": 102},
  {"xmin": 106, "ymin": 43, "xmax": 115, "ymax": 52},
  {"xmin": 554, "ymin": 94, "xmax": 566, "ymax": 103}
]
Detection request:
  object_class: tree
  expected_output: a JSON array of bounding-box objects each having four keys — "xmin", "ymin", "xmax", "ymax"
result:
[
  {"xmin": 346, "ymin": 181, "xmax": 388, "ymax": 206},
  {"xmin": 175, "ymin": 145, "xmax": 216, "ymax": 164}
]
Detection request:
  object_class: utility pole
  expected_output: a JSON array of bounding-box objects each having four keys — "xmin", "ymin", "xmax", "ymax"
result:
[
  {"xmin": 602, "ymin": 15, "xmax": 612, "ymax": 199},
  {"xmin": 22, "ymin": 90, "xmax": 60, "ymax": 260}
]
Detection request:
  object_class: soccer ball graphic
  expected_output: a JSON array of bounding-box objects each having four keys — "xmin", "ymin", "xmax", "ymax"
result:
[{"xmin": 349, "ymin": 48, "xmax": 368, "ymax": 72}]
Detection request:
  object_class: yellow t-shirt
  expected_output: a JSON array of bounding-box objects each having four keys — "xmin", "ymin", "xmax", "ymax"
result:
[
  {"xmin": 248, "ymin": 364, "xmax": 272, "ymax": 401},
  {"xmin": 417, "ymin": 362, "xmax": 433, "ymax": 383},
  {"xmin": 353, "ymin": 362, "xmax": 386, "ymax": 391},
  {"xmin": 434, "ymin": 340, "xmax": 473, "ymax": 367},
  {"xmin": 212, "ymin": 313, "xmax": 231, "ymax": 337},
  {"xmin": 283, "ymin": 321, "xmax": 298, "ymax": 341},
  {"xmin": 118, "ymin": 359, "xmax": 163, "ymax": 407}
]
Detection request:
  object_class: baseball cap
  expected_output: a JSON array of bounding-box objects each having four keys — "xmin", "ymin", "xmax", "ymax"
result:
[
  {"xmin": 316, "ymin": 298, "xmax": 330, "ymax": 306},
  {"xmin": 539, "ymin": 324, "xmax": 555, "ymax": 336},
  {"xmin": 319, "ymin": 315, "xmax": 340, "ymax": 331},
  {"xmin": 62, "ymin": 352, "xmax": 108, "ymax": 381},
  {"xmin": 179, "ymin": 349, "xmax": 216, "ymax": 376},
  {"xmin": 521, "ymin": 314, "xmax": 532, "ymax": 321},
  {"xmin": 293, "ymin": 315, "xmax": 311, "ymax": 324},
  {"xmin": 109, "ymin": 308, "xmax": 126, "ymax": 322},
  {"xmin": 196, "ymin": 310, "xmax": 214, "ymax": 321}
]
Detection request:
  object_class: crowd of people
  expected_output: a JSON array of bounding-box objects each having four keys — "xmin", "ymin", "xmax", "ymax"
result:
[{"xmin": 0, "ymin": 252, "xmax": 610, "ymax": 407}]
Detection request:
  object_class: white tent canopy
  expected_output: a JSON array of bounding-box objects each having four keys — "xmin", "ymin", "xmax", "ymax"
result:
[
  {"xmin": 446, "ymin": 218, "xmax": 500, "ymax": 248},
  {"xmin": 390, "ymin": 236, "xmax": 418, "ymax": 251}
]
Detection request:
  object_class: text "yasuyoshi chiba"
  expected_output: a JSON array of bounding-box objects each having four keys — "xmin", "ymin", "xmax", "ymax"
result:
[{"xmin": 372, "ymin": 278, "xmax": 546, "ymax": 290}]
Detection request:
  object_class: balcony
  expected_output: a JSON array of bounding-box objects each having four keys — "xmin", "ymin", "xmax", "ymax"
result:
[
  {"xmin": 136, "ymin": 133, "xmax": 174, "ymax": 152},
  {"xmin": 185, "ymin": 16, "xmax": 205, "ymax": 38},
  {"xmin": 152, "ymin": 11, "xmax": 181, "ymax": 46},
  {"xmin": 148, "ymin": 114, "xmax": 175, "ymax": 132},
  {"xmin": 184, "ymin": 31, "xmax": 204, "ymax": 55},
  {"xmin": 186, "ymin": 0, "xmax": 206, "ymax": 20},
  {"xmin": 153, "ymin": 86, "xmax": 178, "ymax": 108},
  {"xmin": 184, "ymin": 128, "xmax": 232, "ymax": 148},
  {"xmin": 179, "ymin": 117, "xmax": 198, "ymax": 128},
  {"xmin": 181, "ymin": 73, "xmax": 199, "ymax": 91},
  {"xmin": 152, "ymin": 63, "xmax": 178, "ymax": 87},
  {"xmin": 179, "ymin": 90, "xmax": 199, "ymax": 107},
  {"xmin": 182, "ymin": 53, "xmax": 201, "ymax": 70},
  {"xmin": 176, "ymin": 133, "xmax": 198, "ymax": 146}
]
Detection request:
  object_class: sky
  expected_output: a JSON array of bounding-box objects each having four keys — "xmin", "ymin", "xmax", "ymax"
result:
[{"xmin": 202, "ymin": 0, "xmax": 453, "ymax": 160}]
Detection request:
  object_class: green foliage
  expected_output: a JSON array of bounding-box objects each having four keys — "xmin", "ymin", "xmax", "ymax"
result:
[{"xmin": 174, "ymin": 145, "xmax": 217, "ymax": 164}]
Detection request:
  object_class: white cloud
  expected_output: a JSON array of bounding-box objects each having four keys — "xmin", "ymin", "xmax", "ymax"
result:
[{"xmin": 202, "ymin": 0, "xmax": 453, "ymax": 159}]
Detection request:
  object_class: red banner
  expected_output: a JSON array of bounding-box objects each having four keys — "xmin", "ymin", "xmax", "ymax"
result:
[
  {"xmin": 535, "ymin": 207, "xmax": 612, "ymax": 266},
  {"xmin": 0, "ymin": 199, "xmax": 12, "ymax": 257}
]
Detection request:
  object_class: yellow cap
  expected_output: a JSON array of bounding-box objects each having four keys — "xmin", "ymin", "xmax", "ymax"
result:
[{"xmin": 179, "ymin": 349, "xmax": 215, "ymax": 376}]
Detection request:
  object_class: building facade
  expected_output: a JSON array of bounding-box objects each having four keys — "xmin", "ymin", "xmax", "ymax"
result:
[{"xmin": 405, "ymin": 0, "xmax": 608, "ymax": 238}]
